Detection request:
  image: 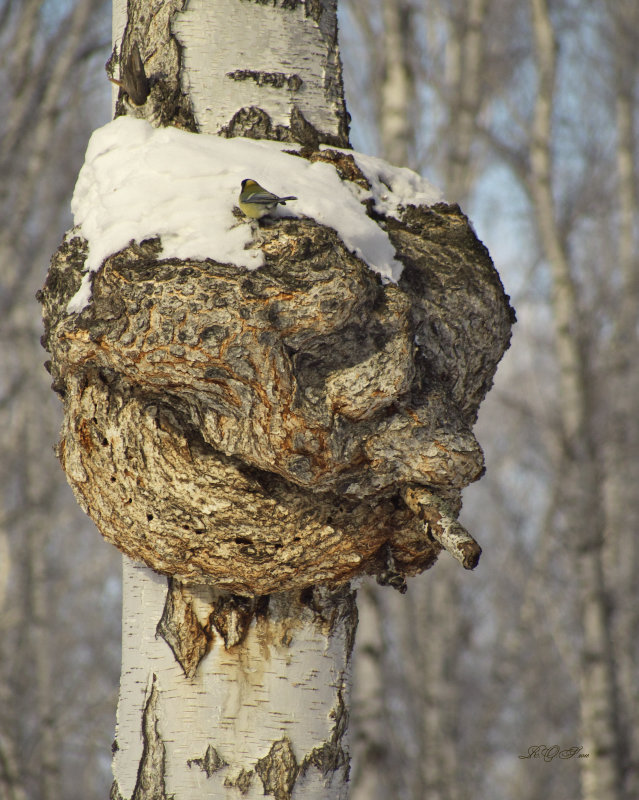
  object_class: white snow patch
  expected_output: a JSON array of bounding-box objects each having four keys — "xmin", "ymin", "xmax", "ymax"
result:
[{"xmin": 68, "ymin": 117, "xmax": 442, "ymax": 312}]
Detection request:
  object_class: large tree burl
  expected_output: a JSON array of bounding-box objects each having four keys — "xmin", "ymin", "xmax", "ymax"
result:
[{"xmin": 39, "ymin": 200, "xmax": 514, "ymax": 594}]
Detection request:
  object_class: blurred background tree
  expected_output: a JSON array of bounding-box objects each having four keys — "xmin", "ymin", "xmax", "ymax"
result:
[
  {"xmin": 0, "ymin": 3, "xmax": 119, "ymax": 800},
  {"xmin": 343, "ymin": 2, "xmax": 638, "ymax": 800},
  {"xmin": 1, "ymin": 1, "xmax": 636, "ymax": 799}
]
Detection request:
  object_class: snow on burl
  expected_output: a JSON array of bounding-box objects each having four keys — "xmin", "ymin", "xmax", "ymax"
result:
[{"xmin": 68, "ymin": 116, "xmax": 442, "ymax": 313}]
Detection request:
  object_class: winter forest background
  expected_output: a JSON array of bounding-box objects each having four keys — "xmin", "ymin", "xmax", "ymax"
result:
[{"xmin": 1, "ymin": 1, "xmax": 637, "ymax": 799}]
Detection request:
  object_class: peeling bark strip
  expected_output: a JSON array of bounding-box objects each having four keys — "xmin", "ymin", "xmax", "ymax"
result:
[{"xmin": 40, "ymin": 202, "xmax": 513, "ymax": 593}]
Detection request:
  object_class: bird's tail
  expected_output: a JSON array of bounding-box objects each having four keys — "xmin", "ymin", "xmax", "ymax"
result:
[{"xmin": 278, "ymin": 195, "xmax": 297, "ymax": 204}]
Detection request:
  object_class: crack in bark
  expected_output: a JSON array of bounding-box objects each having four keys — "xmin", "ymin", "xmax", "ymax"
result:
[
  {"xmin": 132, "ymin": 675, "xmax": 167, "ymax": 800},
  {"xmin": 209, "ymin": 593, "xmax": 268, "ymax": 649},
  {"xmin": 224, "ymin": 768, "xmax": 253, "ymax": 795},
  {"xmin": 301, "ymin": 686, "xmax": 350, "ymax": 781},
  {"xmin": 109, "ymin": 780, "xmax": 124, "ymax": 800}
]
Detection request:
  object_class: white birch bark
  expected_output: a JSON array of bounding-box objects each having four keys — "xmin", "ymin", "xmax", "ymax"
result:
[
  {"xmin": 176, "ymin": 0, "xmax": 345, "ymax": 140},
  {"xmin": 113, "ymin": 0, "xmax": 348, "ymax": 143},
  {"xmin": 113, "ymin": 560, "xmax": 353, "ymax": 800}
]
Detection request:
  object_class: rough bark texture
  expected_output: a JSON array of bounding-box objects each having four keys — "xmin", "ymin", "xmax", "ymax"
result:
[
  {"xmin": 39, "ymin": 191, "xmax": 513, "ymax": 596},
  {"xmin": 108, "ymin": 0, "xmax": 197, "ymax": 131}
]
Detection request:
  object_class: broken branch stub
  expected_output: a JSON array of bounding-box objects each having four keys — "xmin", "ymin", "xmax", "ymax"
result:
[{"xmin": 39, "ymin": 183, "xmax": 514, "ymax": 595}]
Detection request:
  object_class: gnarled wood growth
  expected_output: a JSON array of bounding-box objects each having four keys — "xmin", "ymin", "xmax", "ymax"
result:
[{"xmin": 40, "ymin": 193, "xmax": 513, "ymax": 596}]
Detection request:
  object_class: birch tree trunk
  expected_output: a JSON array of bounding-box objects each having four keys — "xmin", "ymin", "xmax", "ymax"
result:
[
  {"xmin": 114, "ymin": 561, "xmax": 356, "ymax": 800},
  {"xmin": 39, "ymin": 1, "xmax": 513, "ymax": 798},
  {"xmin": 108, "ymin": 3, "xmax": 353, "ymax": 797}
]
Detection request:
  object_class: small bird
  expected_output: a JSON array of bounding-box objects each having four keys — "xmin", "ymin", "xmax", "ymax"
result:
[{"xmin": 238, "ymin": 179, "xmax": 297, "ymax": 219}]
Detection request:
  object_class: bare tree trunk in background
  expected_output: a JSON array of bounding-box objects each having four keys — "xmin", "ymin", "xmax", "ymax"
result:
[
  {"xmin": 352, "ymin": 4, "xmax": 490, "ymax": 799},
  {"xmin": 350, "ymin": 586, "xmax": 388, "ymax": 800},
  {"xmin": 379, "ymin": 0, "xmax": 415, "ymax": 167},
  {"xmin": 8, "ymin": 0, "xmax": 94, "ymax": 239},
  {"xmin": 605, "ymin": 3, "xmax": 639, "ymax": 796},
  {"xmin": 442, "ymin": 0, "xmax": 486, "ymax": 202},
  {"xmin": 28, "ymin": 526, "xmax": 60, "ymax": 800},
  {"xmin": 529, "ymin": 2, "xmax": 623, "ymax": 798},
  {"xmin": 0, "ymin": 730, "xmax": 28, "ymax": 800},
  {"xmin": 351, "ymin": 4, "xmax": 417, "ymax": 797},
  {"xmin": 406, "ymin": 564, "xmax": 462, "ymax": 800}
]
